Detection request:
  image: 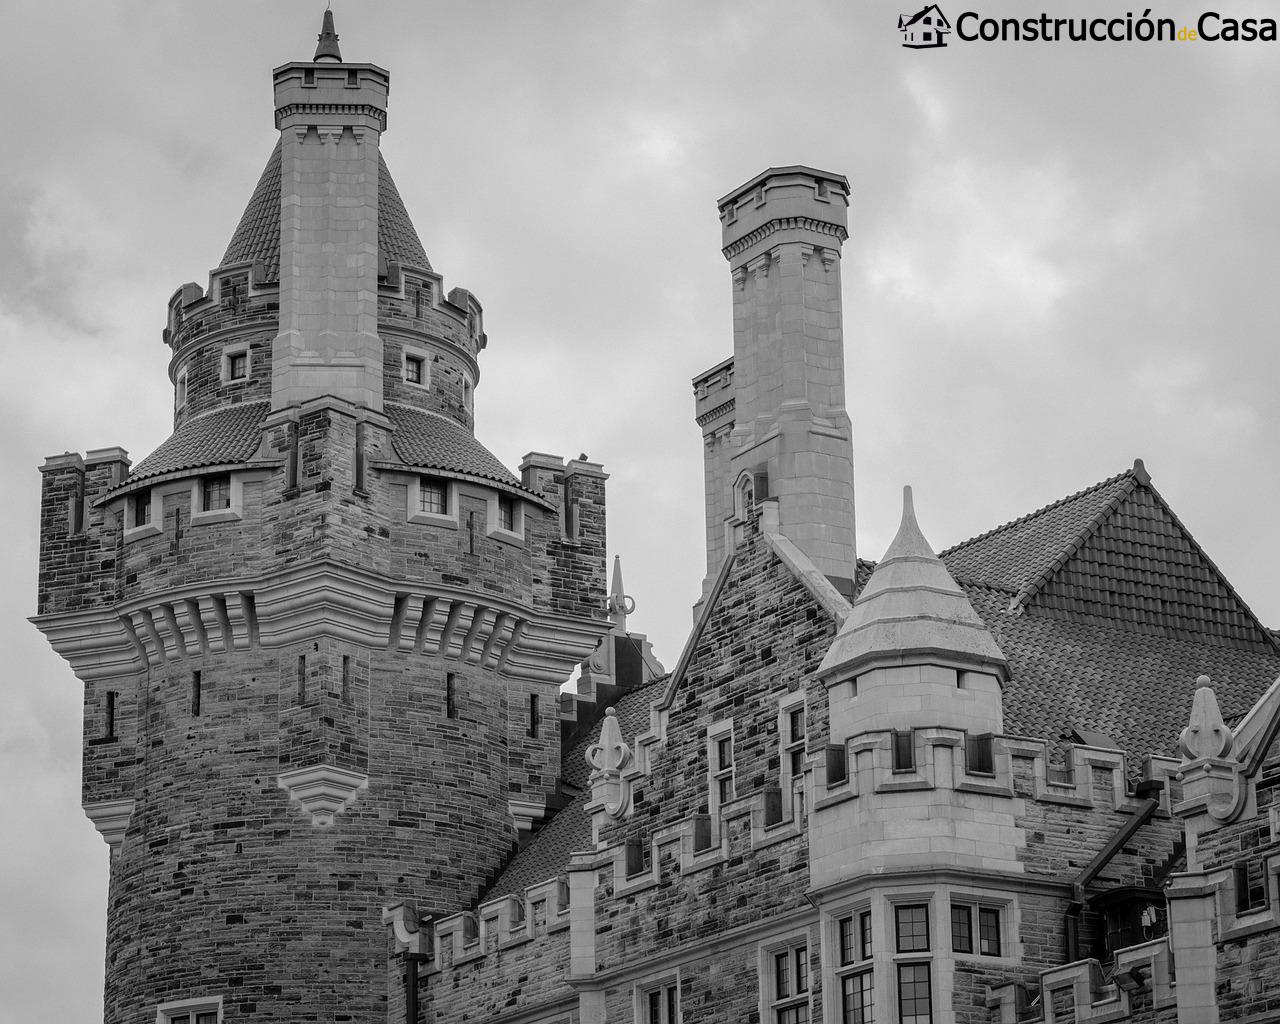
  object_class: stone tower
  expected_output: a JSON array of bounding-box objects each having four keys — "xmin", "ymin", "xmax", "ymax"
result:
[
  {"xmin": 693, "ymin": 166, "xmax": 857, "ymax": 603},
  {"xmin": 33, "ymin": 16, "xmax": 610, "ymax": 1023}
]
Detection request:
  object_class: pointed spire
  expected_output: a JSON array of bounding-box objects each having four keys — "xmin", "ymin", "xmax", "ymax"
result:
[
  {"xmin": 314, "ymin": 8, "xmax": 342, "ymax": 62},
  {"xmin": 818, "ymin": 485, "xmax": 1008, "ymax": 682}
]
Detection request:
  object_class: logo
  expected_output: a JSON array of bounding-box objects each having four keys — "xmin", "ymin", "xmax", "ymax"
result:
[{"xmin": 899, "ymin": 4, "xmax": 952, "ymax": 48}]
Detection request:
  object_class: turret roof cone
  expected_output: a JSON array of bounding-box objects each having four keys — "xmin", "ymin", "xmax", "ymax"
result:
[
  {"xmin": 314, "ymin": 9, "xmax": 342, "ymax": 62},
  {"xmin": 818, "ymin": 486, "xmax": 1008, "ymax": 681}
]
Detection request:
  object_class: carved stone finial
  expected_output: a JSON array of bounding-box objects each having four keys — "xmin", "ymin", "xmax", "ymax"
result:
[
  {"xmin": 1178, "ymin": 679, "xmax": 1234, "ymax": 761},
  {"xmin": 586, "ymin": 707, "xmax": 633, "ymax": 819},
  {"xmin": 604, "ymin": 556, "xmax": 636, "ymax": 629}
]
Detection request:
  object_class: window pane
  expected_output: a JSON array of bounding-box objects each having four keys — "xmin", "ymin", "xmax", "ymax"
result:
[
  {"xmin": 789, "ymin": 707, "xmax": 805, "ymax": 740},
  {"xmin": 951, "ymin": 904, "xmax": 972, "ymax": 953},
  {"xmin": 718, "ymin": 737, "xmax": 733, "ymax": 770},
  {"xmin": 892, "ymin": 731, "xmax": 914, "ymax": 771},
  {"xmin": 790, "ymin": 747, "xmax": 805, "ymax": 777},
  {"xmin": 978, "ymin": 908, "xmax": 1001, "ymax": 956},
  {"xmin": 499, "ymin": 495, "xmax": 516, "ymax": 531},
  {"xmin": 196, "ymin": 1015, "xmax": 218, "ymax": 1024},
  {"xmin": 842, "ymin": 970, "xmax": 874, "ymax": 1024},
  {"xmin": 718, "ymin": 776, "xmax": 733, "ymax": 803},
  {"xmin": 667, "ymin": 983, "xmax": 678, "ymax": 1023},
  {"xmin": 794, "ymin": 946, "xmax": 808, "ymax": 992},
  {"xmin": 897, "ymin": 963, "xmax": 932, "ymax": 1024},
  {"xmin": 420, "ymin": 478, "xmax": 448, "ymax": 515},
  {"xmin": 648, "ymin": 989, "xmax": 661, "ymax": 1023},
  {"xmin": 895, "ymin": 905, "xmax": 930, "ymax": 953},
  {"xmin": 405, "ymin": 356, "xmax": 422, "ymax": 383},
  {"xmin": 202, "ymin": 475, "xmax": 230, "ymax": 510},
  {"xmin": 839, "ymin": 915, "xmax": 856, "ymax": 965},
  {"xmin": 775, "ymin": 951, "xmax": 791, "ymax": 998},
  {"xmin": 860, "ymin": 910, "xmax": 874, "ymax": 959}
]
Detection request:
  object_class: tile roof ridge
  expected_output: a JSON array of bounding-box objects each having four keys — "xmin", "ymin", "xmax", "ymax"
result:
[
  {"xmin": 1007, "ymin": 467, "xmax": 1141, "ymax": 613},
  {"xmin": 938, "ymin": 464, "xmax": 1135, "ymax": 559}
]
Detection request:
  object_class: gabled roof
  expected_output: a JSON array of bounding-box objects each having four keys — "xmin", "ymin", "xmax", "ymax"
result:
[
  {"xmin": 941, "ymin": 461, "xmax": 1278, "ymax": 655},
  {"xmin": 965, "ymin": 583, "xmax": 1280, "ymax": 757},
  {"xmin": 220, "ymin": 142, "xmax": 432, "ymax": 281},
  {"xmin": 128, "ymin": 402, "xmax": 269, "ymax": 482},
  {"xmin": 900, "ymin": 4, "xmax": 951, "ymax": 29}
]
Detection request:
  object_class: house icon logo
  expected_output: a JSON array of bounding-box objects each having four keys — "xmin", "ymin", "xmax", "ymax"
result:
[{"xmin": 899, "ymin": 4, "xmax": 952, "ymax": 47}]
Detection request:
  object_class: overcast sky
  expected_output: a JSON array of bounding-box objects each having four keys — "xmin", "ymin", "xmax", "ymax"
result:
[{"xmin": 4, "ymin": 1, "xmax": 1279, "ymax": 1019}]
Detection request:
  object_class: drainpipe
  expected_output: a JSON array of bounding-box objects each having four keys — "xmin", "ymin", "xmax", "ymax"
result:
[
  {"xmin": 405, "ymin": 951, "xmax": 430, "ymax": 1023},
  {"xmin": 1063, "ymin": 780, "xmax": 1163, "ymax": 962}
]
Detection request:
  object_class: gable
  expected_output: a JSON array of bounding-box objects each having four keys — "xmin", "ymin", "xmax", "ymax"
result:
[
  {"xmin": 942, "ymin": 461, "xmax": 1277, "ymax": 655},
  {"xmin": 1028, "ymin": 483, "xmax": 1276, "ymax": 652}
]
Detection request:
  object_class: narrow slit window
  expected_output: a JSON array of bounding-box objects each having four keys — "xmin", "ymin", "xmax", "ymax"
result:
[
  {"xmin": 341, "ymin": 655, "xmax": 351, "ymax": 702},
  {"xmin": 297, "ymin": 655, "xmax": 306, "ymax": 701},
  {"xmin": 446, "ymin": 672, "xmax": 457, "ymax": 719},
  {"xmin": 105, "ymin": 691, "xmax": 117, "ymax": 740},
  {"xmin": 191, "ymin": 671, "xmax": 202, "ymax": 717},
  {"xmin": 528, "ymin": 693, "xmax": 540, "ymax": 738},
  {"xmin": 892, "ymin": 730, "xmax": 915, "ymax": 772}
]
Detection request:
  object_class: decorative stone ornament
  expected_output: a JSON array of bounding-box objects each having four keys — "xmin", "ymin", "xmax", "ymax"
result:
[
  {"xmin": 83, "ymin": 797, "xmax": 135, "ymax": 852},
  {"xmin": 1178, "ymin": 678, "xmax": 1234, "ymax": 761},
  {"xmin": 586, "ymin": 708, "xmax": 633, "ymax": 818},
  {"xmin": 382, "ymin": 901, "xmax": 427, "ymax": 955},
  {"xmin": 276, "ymin": 763, "xmax": 370, "ymax": 825}
]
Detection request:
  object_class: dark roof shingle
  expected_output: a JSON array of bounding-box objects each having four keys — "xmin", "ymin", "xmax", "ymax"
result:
[
  {"xmin": 386, "ymin": 406, "xmax": 520, "ymax": 488},
  {"xmin": 129, "ymin": 402, "xmax": 268, "ymax": 481},
  {"xmin": 220, "ymin": 142, "xmax": 431, "ymax": 281}
]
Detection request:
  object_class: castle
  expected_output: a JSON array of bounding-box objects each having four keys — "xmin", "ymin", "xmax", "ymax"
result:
[{"xmin": 33, "ymin": 16, "xmax": 1280, "ymax": 1024}]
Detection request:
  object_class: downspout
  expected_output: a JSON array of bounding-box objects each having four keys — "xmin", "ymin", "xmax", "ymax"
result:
[
  {"xmin": 1063, "ymin": 780, "xmax": 1163, "ymax": 962},
  {"xmin": 405, "ymin": 951, "xmax": 430, "ymax": 1024}
]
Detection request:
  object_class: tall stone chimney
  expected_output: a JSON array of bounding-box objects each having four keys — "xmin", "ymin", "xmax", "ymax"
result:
[
  {"xmin": 270, "ymin": 27, "xmax": 390, "ymax": 411},
  {"xmin": 695, "ymin": 166, "xmax": 857, "ymax": 599}
]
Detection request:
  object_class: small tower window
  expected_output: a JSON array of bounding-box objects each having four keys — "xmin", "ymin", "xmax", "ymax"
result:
[
  {"xmin": 419, "ymin": 477, "xmax": 449, "ymax": 515},
  {"xmin": 201, "ymin": 475, "xmax": 231, "ymax": 512},
  {"xmin": 404, "ymin": 354, "xmax": 425, "ymax": 385},
  {"xmin": 132, "ymin": 490, "xmax": 152, "ymax": 528},
  {"xmin": 228, "ymin": 352, "xmax": 247, "ymax": 380},
  {"xmin": 498, "ymin": 495, "xmax": 516, "ymax": 532},
  {"xmin": 105, "ymin": 691, "xmax": 118, "ymax": 740},
  {"xmin": 176, "ymin": 369, "xmax": 188, "ymax": 409},
  {"xmin": 528, "ymin": 693, "xmax": 540, "ymax": 738},
  {"xmin": 892, "ymin": 730, "xmax": 915, "ymax": 772},
  {"xmin": 445, "ymin": 672, "xmax": 458, "ymax": 719}
]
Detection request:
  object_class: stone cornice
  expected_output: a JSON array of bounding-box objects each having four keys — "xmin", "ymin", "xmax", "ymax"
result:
[
  {"xmin": 83, "ymin": 798, "xmax": 135, "ymax": 851},
  {"xmin": 33, "ymin": 559, "xmax": 609, "ymax": 685},
  {"xmin": 695, "ymin": 398, "xmax": 735, "ymax": 429},
  {"xmin": 721, "ymin": 216, "xmax": 848, "ymax": 262},
  {"xmin": 277, "ymin": 763, "xmax": 369, "ymax": 825},
  {"xmin": 274, "ymin": 102, "xmax": 387, "ymax": 132}
]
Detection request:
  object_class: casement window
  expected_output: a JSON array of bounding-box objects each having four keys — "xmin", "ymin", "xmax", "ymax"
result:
[
  {"xmin": 640, "ymin": 979, "xmax": 680, "ymax": 1023},
  {"xmin": 836, "ymin": 909, "xmax": 874, "ymax": 1024},
  {"xmin": 768, "ymin": 943, "xmax": 811, "ymax": 1024},
  {"xmin": 892, "ymin": 905, "xmax": 932, "ymax": 1024},
  {"xmin": 780, "ymin": 699, "xmax": 807, "ymax": 821},
  {"xmin": 201, "ymin": 474, "xmax": 232, "ymax": 512},
  {"xmin": 419, "ymin": 476, "xmax": 449, "ymax": 515},
  {"xmin": 156, "ymin": 996, "xmax": 221, "ymax": 1024},
  {"xmin": 224, "ymin": 349, "xmax": 248, "ymax": 382},
  {"xmin": 708, "ymin": 722, "xmax": 735, "ymax": 811},
  {"xmin": 891, "ymin": 730, "xmax": 915, "ymax": 772},
  {"xmin": 965, "ymin": 733, "xmax": 995, "ymax": 776},
  {"xmin": 403, "ymin": 350, "xmax": 428, "ymax": 387},
  {"xmin": 950, "ymin": 902, "xmax": 1002, "ymax": 957},
  {"xmin": 894, "ymin": 905, "xmax": 930, "ymax": 953},
  {"xmin": 486, "ymin": 491, "xmax": 524, "ymax": 540},
  {"xmin": 1236, "ymin": 860, "xmax": 1270, "ymax": 914},
  {"xmin": 896, "ymin": 964, "xmax": 931, "ymax": 1024},
  {"xmin": 132, "ymin": 489, "xmax": 152, "ymax": 528}
]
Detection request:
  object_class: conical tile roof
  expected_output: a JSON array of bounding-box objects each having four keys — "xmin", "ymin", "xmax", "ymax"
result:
[
  {"xmin": 819, "ymin": 486, "xmax": 1007, "ymax": 680},
  {"xmin": 220, "ymin": 141, "xmax": 432, "ymax": 281}
]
